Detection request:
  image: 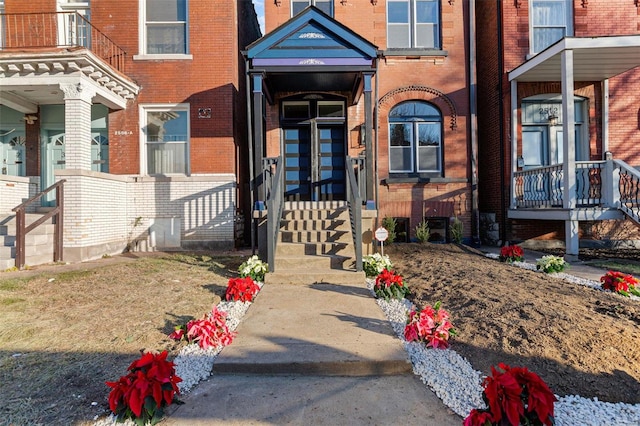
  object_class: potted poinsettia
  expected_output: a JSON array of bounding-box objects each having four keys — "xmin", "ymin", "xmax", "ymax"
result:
[
  {"xmin": 499, "ymin": 245, "xmax": 524, "ymax": 263},
  {"xmin": 226, "ymin": 276, "xmax": 261, "ymax": 302},
  {"xmin": 464, "ymin": 363, "xmax": 557, "ymax": 426},
  {"xmin": 600, "ymin": 270, "xmax": 640, "ymax": 297},
  {"xmin": 374, "ymin": 269, "xmax": 410, "ymax": 300},
  {"xmin": 106, "ymin": 351, "xmax": 182, "ymax": 426},
  {"xmin": 169, "ymin": 305, "xmax": 236, "ymax": 350},
  {"xmin": 404, "ymin": 301, "xmax": 456, "ymax": 349}
]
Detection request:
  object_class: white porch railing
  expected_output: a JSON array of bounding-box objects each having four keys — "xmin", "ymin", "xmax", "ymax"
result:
[{"xmin": 513, "ymin": 159, "xmax": 640, "ymax": 225}]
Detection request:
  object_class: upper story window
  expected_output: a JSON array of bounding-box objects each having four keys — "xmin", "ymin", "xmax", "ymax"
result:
[
  {"xmin": 530, "ymin": 0, "xmax": 573, "ymax": 54},
  {"xmin": 58, "ymin": 1, "xmax": 91, "ymax": 48},
  {"xmin": 140, "ymin": 104, "xmax": 190, "ymax": 175},
  {"xmin": 138, "ymin": 0, "xmax": 189, "ymax": 58},
  {"xmin": 387, "ymin": 0, "xmax": 440, "ymax": 49},
  {"xmin": 389, "ymin": 101, "xmax": 443, "ymax": 175},
  {"xmin": 292, "ymin": 0, "xmax": 333, "ymax": 17}
]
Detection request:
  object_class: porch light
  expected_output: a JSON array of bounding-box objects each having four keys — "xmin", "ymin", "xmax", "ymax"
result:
[{"xmin": 547, "ymin": 113, "xmax": 558, "ymax": 126}]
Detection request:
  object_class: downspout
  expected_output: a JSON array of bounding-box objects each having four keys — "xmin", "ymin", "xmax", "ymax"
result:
[
  {"xmin": 468, "ymin": 0, "xmax": 480, "ymax": 245},
  {"xmin": 497, "ymin": 0, "xmax": 507, "ymax": 246},
  {"xmin": 244, "ymin": 55, "xmax": 256, "ymax": 254}
]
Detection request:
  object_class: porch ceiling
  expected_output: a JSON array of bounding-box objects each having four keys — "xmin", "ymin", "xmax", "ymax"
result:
[
  {"xmin": 264, "ymin": 71, "xmax": 361, "ymax": 94},
  {"xmin": 0, "ymin": 49, "xmax": 139, "ymax": 112},
  {"xmin": 509, "ymin": 35, "xmax": 640, "ymax": 82}
]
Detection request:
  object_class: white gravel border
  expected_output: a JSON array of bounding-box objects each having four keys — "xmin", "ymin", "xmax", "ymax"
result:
[{"xmin": 367, "ymin": 255, "xmax": 640, "ymax": 425}]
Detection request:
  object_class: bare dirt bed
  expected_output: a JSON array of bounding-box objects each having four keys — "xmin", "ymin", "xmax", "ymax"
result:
[
  {"xmin": 0, "ymin": 252, "xmax": 243, "ymax": 426},
  {"xmin": 386, "ymin": 243, "xmax": 640, "ymax": 404}
]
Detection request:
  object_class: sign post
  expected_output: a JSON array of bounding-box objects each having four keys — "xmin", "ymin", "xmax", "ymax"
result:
[{"xmin": 374, "ymin": 226, "xmax": 389, "ymax": 256}]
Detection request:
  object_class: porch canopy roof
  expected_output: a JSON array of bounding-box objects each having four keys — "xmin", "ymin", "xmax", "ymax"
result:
[
  {"xmin": 245, "ymin": 6, "xmax": 378, "ymax": 102},
  {"xmin": 509, "ymin": 35, "xmax": 640, "ymax": 82}
]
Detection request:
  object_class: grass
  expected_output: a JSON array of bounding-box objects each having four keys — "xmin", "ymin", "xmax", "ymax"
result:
[
  {"xmin": 586, "ymin": 259, "xmax": 640, "ymax": 276},
  {"xmin": 0, "ymin": 251, "xmax": 246, "ymax": 425}
]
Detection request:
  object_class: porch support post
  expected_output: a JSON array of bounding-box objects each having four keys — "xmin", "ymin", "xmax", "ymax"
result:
[
  {"xmin": 510, "ymin": 79, "xmax": 518, "ymax": 210},
  {"xmin": 60, "ymin": 81, "xmax": 96, "ymax": 171},
  {"xmin": 363, "ymin": 73, "xmax": 374, "ymax": 201},
  {"xmin": 602, "ymin": 79, "xmax": 609, "ymax": 155},
  {"xmin": 252, "ymin": 73, "xmax": 265, "ymax": 202},
  {"xmin": 561, "ymin": 49, "xmax": 579, "ymax": 256}
]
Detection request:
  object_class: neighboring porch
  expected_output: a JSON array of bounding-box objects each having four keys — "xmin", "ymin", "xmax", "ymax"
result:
[
  {"xmin": 508, "ymin": 35, "xmax": 640, "ymax": 255},
  {"xmin": 245, "ymin": 7, "xmax": 379, "ymax": 274}
]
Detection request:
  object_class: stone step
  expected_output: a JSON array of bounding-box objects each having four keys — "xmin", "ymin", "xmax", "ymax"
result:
[
  {"xmin": 279, "ymin": 230, "xmax": 351, "ymax": 244},
  {"xmin": 283, "ymin": 200, "xmax": 347, "ymax": 210},
  {"xmin": 274, "ymin": 254, "xmax": 353, "ymax": 271},
  {"xmin": 1, "ymin": 233, "xmax": 54, "ymax": 247},
  {"xmin": 276, "ymin": 242, "xmax": 354, "ymax": 257},
  {"xmin": 0, "ymin": 243, "xmax": 54, "ymax": 258},
  {"xmin": 265, "ymin": 269, "xmax": 366, "ymax": 286},
  {"xmin": 282, "ymin": 209, "xmax": 349, "ymax": 221},
  {"xmin": 0, "ymin": 214, "xmax": 55, "ymax": 236},
  {"xmin": 280, "ymin": 218, "xmax": 349, "ymax": 232}
]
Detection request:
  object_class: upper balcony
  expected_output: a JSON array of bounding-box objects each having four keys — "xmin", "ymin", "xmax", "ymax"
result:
[
  {"xmin": 0, "ymin": 12, "xmax": 138, "ymax": 111},
  {"xmin": 0, "ymin": 11, "xmax": 125, "ymax": 72}
]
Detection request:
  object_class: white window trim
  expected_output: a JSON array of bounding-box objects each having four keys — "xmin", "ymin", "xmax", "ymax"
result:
[
  {"xmin": 291, "ymin": 0, "xmax": 333, "ymax": 18},
  {"xmin": 139, "ymin": 103, "xmax": 191, "ymax": 176},
  {"xmin": 387, "ymin": 0, "xmax": 440, "ymax": 50},
  {"xmin": 529, "ymin": 0, "xmax": 573, "ymax": 55},
  {"xmin": 389, "ymin": 123, "xmax": 414, "ymax": 173},
  {"xmin": 135, "ymin": 0, "xmax": 192, "ymax": 60}
]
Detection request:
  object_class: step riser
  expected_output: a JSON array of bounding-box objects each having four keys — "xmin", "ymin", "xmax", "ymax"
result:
[
  {"xmin": 0, "ymin": 224, "xmax": 56, "ymax": 236},
  {"xmin": 275, "ymin": 256, "xmax": 352, "ymax": 271},
  {"xmin": 0, "ymin": 244, "xmax": 54, "ymax": 257},
  {"xmin": 2, "ymin": 233, "xmax": 53, "ymax": 247},
  {"xmin": 280, "ymin": 231, "xmax": 351, "ymax": 244},
  {"xmin": 282, "ymin": 210, "xmax": 349, "ymax": 221},
  {"xmin": 280, "ymin": 219, "xmax": 349, "ymax": 232},
  {"xmin": 276, "ymin": 243, "xmax": 354, "ymax": 257},
  {"xmin": 265, "ymin": 271, "xmax": 365, "ymax": 286},
  {"xmin": 283, "ymin": 201, "xmax": 347, "ymax": 210}
]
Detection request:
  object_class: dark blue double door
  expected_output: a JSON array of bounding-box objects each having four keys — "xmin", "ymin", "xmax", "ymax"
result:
[{"xmin": 283, "ymin": 123, "xmax": 346, "ymax": 201}]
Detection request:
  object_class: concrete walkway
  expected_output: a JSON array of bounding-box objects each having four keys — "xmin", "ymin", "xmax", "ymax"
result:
[{"xmin": 163, "ymin": 280, "xmax": 462, "ymax": 425}]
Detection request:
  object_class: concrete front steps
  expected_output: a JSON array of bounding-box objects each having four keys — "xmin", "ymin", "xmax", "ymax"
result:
[
  {"xmin": 0, "ymin": 213, "xmax": 56, "ymax": 270},
  {"xmin": 264, "ymin": 201, "xmax": 365, "ymax": 286}
]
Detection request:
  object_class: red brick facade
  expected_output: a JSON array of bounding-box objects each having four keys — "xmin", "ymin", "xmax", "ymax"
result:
[
  {"xmin": 264, "ymin": 1, "xmax": 474, "ymax": 242},
  {"xmin": 476, "ymin": 0, "xmax": 640, "ymax": 245}
]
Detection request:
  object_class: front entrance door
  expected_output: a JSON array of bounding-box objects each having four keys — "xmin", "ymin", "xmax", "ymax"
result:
[
  {"xmin": 281, "ymin": 99, "xmax": 346, "ymax": 202},
  {"xmin": 283, "ymin": 124, "xmax": 345, "ymax": 201},
  {"xmin": 0, "ymin": 132, "xmax": 26, "ymax": 176}
]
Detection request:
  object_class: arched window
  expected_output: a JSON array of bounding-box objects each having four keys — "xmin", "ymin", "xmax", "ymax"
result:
[{"xmin": 388, "ymin": 100, "xmax": 442, "ymax": 175}]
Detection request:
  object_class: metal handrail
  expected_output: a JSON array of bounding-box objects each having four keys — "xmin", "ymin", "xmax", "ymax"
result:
[
  {"xmin": 266, "ymin": 157, "xmax": 284, "ymax": 272},
  {"xmin": 11, "ymin": 179, "xmax": 66, "ymax": 270},
  {"xmin": 0, "ymin": 12, "xmax": 126, "ymax": 72},
  {"xmin": 614, "ymin": 159, "xmax": 640, "ymax": 224},
  {"xmin": 347, "ymin": 156, "xmax": 363, "ymax": 272}
]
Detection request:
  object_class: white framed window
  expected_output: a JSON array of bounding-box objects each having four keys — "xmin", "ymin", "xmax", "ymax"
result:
[
  {"xmin": 136, "ymin": 0, "xmax": 191, "ymax": 60},
  {"xmin": 140, "ymin": 104, "xmax": 190, "ymax": 175},
  {"xmin": 530, "ymin": 0, "xmax": 573, "ymax": 54},
  {"xmin": 387, "ymin": 0, "xmax": 440, "ymax": 49},
  {"xmin": 388, "ymin": 101, "xmax": 442, "ymax": 175},
  {"xmin": 292, "ymin": 0, "xmax": 333, "ymax": 17},
  {"xmin": 58, "ymin": 1, "xmax": 91, "ymax": 48}
]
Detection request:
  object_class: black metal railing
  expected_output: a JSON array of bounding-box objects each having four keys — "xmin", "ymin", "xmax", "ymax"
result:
[
  {"xmin": 347, "ymin": 156, "xmax": 363, "ymax": 272},
  {"xmin": 0, "ymin": 12, "xmax": 126, "ymax": 72},
  {"xmin": 12, "ymin": 180, "xmax": 65, "ymax": 270},
  {"xmin": 615, "ymin": 159, "xmax": 640, "ymax": 224},
  {"xmin": 265, "ymin": 157, "xmax": 284, "ymax": 272}
]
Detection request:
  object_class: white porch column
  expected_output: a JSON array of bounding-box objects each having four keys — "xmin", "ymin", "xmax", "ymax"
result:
[
  {"xmin": 60, "ymin": 81, "xmax": 96, "ymax": 171},
  {"xmin": 602, "ymin": 79, "xmax": 609, "ymax": 155},
  {"xmin": 510, "ymin": 79, "xmax": 518, "ymax": 209},
  {"xmin": 561, "ymin": 50, "xmax": 579, "ymax": 255}
]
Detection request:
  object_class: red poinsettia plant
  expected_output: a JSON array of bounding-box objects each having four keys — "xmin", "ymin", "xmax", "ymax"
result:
[
  {"xmin": 464, "ymin": 363, "xmax": 557, "ymax": 426},
  {"xmin": 169, "ymin": 305, "xmax": 236, "ymax": 350},
  {"xmin": 106, "ymin": 351, "xmax": 182, "ymax": 426},
  {"xmin": 404, "ymin": 301, "xmax": 456, "ymax": 349},
  {"xmin": 600, "ymin": 270, "xmax": 640, "ymax": 297},
  {"xmin": 225, "ymin": 276, "xmax": 261, "ymax": 302},
  {"xmin": 499, "ymin": 245, "xmax": 524, "ymax": 263},
  {"xmin": 374, "ymin": 268, "xmax": 410, "ymax": 300}
]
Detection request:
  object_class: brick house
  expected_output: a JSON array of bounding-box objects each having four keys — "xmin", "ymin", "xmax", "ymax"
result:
[
  {"xmin": 0, "ymin": 0, "xmax": 260, "ymax": 266},
  {"xmin": 476, "ymin": 0, "xmax": 640, "ymax": 254},
  {"xmin": 247, "ymin": 0, "xmax": 477, "ymax": 269}
]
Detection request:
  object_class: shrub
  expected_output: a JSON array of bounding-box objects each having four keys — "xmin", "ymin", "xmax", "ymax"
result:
[
  {"xmin": 450, "ymin": 217, "xmax": 464, "ymax": 244},
  {"xmin": 381, "ymin": 217, "xmax": 397, "ymax": 244},
  {"xmin": 415, "ymin": 220, "xmax": 430, "ymax": 243}
]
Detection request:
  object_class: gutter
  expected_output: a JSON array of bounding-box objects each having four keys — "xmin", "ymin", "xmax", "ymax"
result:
[{"xmin": 468, "ymin": 0, "xmax": 480, "ymax": 245}]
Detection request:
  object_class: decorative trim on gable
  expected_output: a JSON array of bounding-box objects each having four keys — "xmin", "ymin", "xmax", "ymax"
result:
[{"xmin": 378, "ymin": 85, "xmax": 458, "ymax": 130}]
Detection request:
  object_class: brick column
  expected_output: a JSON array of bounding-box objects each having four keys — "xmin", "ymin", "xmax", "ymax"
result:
[{"xmin": 60, "ymin": 81, "xmax": 96, "ymax": 171}]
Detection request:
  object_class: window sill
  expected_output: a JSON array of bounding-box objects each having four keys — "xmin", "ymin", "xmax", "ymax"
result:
[
  {"xmin": 382, "ymin": 49, "xmax": 448, "ymax": 58},
  {"xmin": 133, "ymin": 54, "xmax": 193, "ymax": 61},
  {"xmin": 384, "ymin": 176, "xmax": 468, "ymax": 184}
]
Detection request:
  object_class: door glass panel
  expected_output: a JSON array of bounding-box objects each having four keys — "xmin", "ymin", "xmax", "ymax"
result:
[
  {"xmin": 318, "ymin": 102, "xmax": 344, "ymax": 118},
  {"xmin": 283, "ymin": 103, "xmax": 310, "ymax": 119},
  {"xmin": 522, "ymin": 128, "xmax": 545, "ymax": 168}
]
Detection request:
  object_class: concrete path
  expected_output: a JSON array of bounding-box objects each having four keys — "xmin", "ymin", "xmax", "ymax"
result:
[{"xmin": 163, "ymin": 280, "xmax": 462, "ymax": 425}]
